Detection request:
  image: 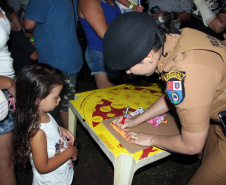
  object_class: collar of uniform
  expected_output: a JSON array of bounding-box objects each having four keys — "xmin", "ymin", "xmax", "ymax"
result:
[{"xmin": 156, "ymin": 33, "xmax": 181, "ymax": 79}]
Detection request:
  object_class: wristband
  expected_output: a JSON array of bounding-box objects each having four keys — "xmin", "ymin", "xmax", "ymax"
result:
[
  {"xmin": 30, "ymin": 38, "xmax": 34, "ymax": 42},
  {"xmin": 129, "ymin": 3, "xmax": 134, "ymax": 10}
]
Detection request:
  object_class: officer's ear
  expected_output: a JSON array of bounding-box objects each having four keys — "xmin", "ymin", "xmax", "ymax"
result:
[{"xmin": 147, "ymin": 50, "xmax": 154, "ymax": 63}]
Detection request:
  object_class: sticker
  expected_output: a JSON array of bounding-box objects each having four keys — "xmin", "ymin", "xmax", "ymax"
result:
[
  {"xmin": 147, "ymin": 113, "xmax": 166, "ymax": 127},
  {"xmin": 164, "ymin": 71, "xmax": 186, "ymax": 105}
]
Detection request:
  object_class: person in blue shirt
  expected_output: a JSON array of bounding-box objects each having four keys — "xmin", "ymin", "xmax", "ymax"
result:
[
  {"xmin": 23, "ymin": 0, "xmax": 83, "ymax": 129},
  {"xmin": 78, "ymin": 0, "xmax": 121, "ymax": 89}
]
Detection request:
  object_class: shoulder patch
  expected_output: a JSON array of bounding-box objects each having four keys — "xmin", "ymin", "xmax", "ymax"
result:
[{"xmin": 164, "ymin": 71, "xmax": 186, "ymax": 105}]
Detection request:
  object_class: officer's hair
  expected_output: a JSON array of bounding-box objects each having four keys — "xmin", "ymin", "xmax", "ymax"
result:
[{"xmin": 152, "ymin": 27, "xmax": 166, "ymax": 52}]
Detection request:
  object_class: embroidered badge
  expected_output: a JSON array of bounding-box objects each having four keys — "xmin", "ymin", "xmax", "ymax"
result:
[{"xmin": 164, "ymin": 71, "xmax": 186, "ymax": 105}]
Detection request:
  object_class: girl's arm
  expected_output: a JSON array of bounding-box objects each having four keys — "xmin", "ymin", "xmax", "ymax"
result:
[
  {"xmin": 78, "ymin": 0, "xmax": 109, "ymax": 38},
  {"xmin": 30, "ymin": 129, "xmax": 77, "ymax": 174}
]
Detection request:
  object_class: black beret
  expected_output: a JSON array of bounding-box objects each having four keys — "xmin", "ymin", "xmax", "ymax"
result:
[{"xmin": 103, "ymin": 12, "xmax": 157, "ymax": 71}]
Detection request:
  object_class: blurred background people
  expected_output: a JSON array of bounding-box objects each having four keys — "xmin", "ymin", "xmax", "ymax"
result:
[
  {"xmin": 78, "ymin": 0, "xmax": 121, "ymax": 89},
  {"xmin": 188, "ymin": 0, "xmax": 226, "ymax": 40},
  {"xmin": 115, "ymin": 0, "xmax": 144, "ymax": 13},
  {"xmin": 0, "ymin": 4, "xmax": 16, "ymax": 185},
  {"xmin": 7, "ymin": 0, "xmax": 29, "ymax": 32},
  {"xmin": 147, "ymin": 0, "xmax": 193, "ymax": 30},
  {"xmin": 3, "ymin": 4, "xmax": 38, "ymax": 76},
  {"xmin": 23, "ymin": 0, "xmax": 83, "ymax": 129}
]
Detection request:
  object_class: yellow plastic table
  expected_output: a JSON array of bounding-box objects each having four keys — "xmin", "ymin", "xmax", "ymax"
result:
[{"xmin": 68, "ymin": 84, "xmax": 171, "ymax": 185}]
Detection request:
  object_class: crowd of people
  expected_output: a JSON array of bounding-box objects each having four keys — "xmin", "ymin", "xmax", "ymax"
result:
[{"xmin": 0, "ymin": 0, "xmax": 225, "ymax": 184}]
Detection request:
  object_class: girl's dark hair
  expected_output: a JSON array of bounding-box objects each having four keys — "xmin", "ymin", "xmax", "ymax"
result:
[{"xmin": 13, "ymin": 63, "xmax": 64, "ymax": 167}]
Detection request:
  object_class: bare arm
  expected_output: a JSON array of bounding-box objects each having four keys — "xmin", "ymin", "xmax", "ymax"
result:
[
  {"xmin": 194, "ymin": 0, "xmax": 226, "ymax": 32},
  {"xmin": 124, "ymin": 93, "xmax": 208, "ymax": 154},
  {"xmin": 128, "ymin": 127, "xmax": 208, "ymax": 155},
  {"xmin": 134, "ymin": 94, "xmax": 170, "ymax": 124},
  {"xmin": 29, "ymin": 50, "xmax": 38, "ymax": 61},
  {"xmin": 208, "ymin": 13, "xmax": 226, "ymax": 33},
  {"xmin": 0, "ymin": 76, "xmax": 16, "ymax": 97},
  {"xmin": 23, "ymin": 18, "xmax": 37, "ymax": 32},
  {"xmin": 24, "ymin": 32, "xmax": 38, "ymax": 60},
  {"xmin": 78, "ymin": 0, "xmax": 109, "ymax": 39},
  {"xmin": 30, "ymin": 129, "xmax": 77, "ymax": 174},
  {"xmin": 153, "ymin": 128, "xmax": 208, "ymax": 154},
  {"xmin": 118, "ymin": 93, "xmax": 208, "ymax": 155}
]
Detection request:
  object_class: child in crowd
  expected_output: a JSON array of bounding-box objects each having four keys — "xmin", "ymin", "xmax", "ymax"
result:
[{"xmin": 13, "ymin": 63, "xmax": 78, "ymax": 185}]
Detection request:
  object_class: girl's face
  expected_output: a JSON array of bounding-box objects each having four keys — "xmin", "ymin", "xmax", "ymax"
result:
[
  {"xmin": 126, "ymin": 49, "xmax": 161, "ymax": 76},
  {"xmin": 39, "ymin": 85, "xmax": 63, "ymax": 113}
]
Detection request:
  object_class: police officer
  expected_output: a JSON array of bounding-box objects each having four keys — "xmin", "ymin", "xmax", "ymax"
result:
[{"xmin": 103, "ymin": 12, "xmax": 226, "ymax": 184}]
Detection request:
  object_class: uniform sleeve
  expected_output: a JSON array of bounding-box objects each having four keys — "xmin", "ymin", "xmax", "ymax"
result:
[
  {"xmin": 24, "ymin": 0, "xmax": 57, "ymax": 23},
  {"xmin": 174, "ymin": 50, "xmax": 225, "ymax": 133}
]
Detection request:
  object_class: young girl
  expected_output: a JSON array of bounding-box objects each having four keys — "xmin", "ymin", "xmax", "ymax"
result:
[{"xmin": 13, "ymin": 63, "xmax": 78, "ymax": 185}]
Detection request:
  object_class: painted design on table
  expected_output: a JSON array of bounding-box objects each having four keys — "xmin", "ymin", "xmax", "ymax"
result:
[
  {"xmin": 72, "ymin": 84, "xmax": 164, "ymax": 161},
  {"xmin": 92, "ymin": 99, "xmax": 136, "ymax": 127}
]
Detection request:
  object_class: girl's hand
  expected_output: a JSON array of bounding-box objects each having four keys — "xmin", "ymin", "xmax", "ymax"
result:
[
  {"xmin": 68, "ymin": 144, "xmax": 78, "ymax": 161},
  {"xmin": 126, "ymin": 132, "xmax": 154, "ymax": 146},
  {"xmin": 112, "ymin": 116, "xmax": 139, "ymax": 130},
  {"xmin": 60, "ymin": 127, "xmax": 75, "ymax": 145}
]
